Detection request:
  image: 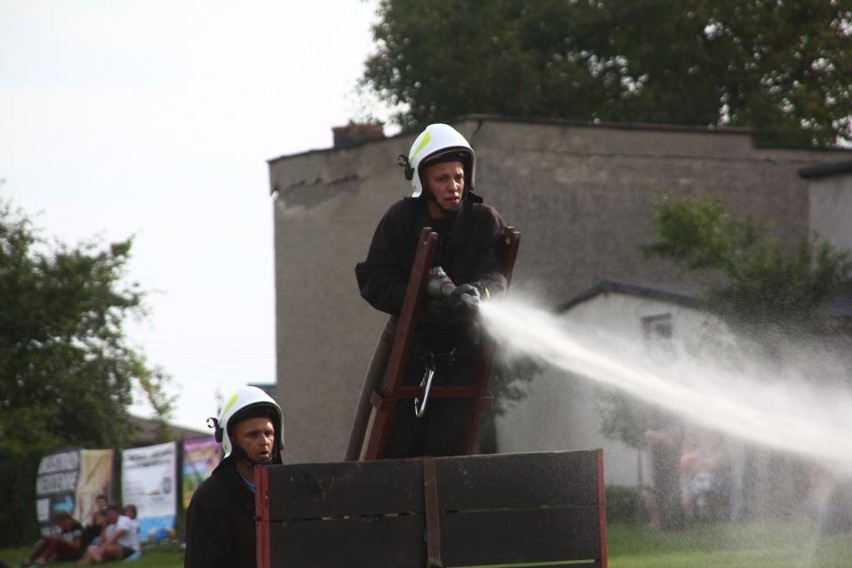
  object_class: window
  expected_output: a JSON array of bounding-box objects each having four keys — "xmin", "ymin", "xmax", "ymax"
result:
[
  {"xmin": 642, "ymin": 313, "xmax": 673, "ymax": 359},
  {"xmin": 642, "ymin": 313, "xmax": 672, "ymax": 340}
]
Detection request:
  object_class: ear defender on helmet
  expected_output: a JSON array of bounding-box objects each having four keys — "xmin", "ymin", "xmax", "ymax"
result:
[
  {"xmin": 404, "ymin": 123, "xmax": 475, "ymax": 199},
  {"xmin": 398, "ymin": 154, "xmax": 414, "ymax": 181},
  {"xmin": 208, "ymin": 417, "xmax": 223, "ymax": 443}
]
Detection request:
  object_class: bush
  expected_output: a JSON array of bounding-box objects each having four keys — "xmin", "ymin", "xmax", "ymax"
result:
[
  {"xmin": 606, "ymin": 485, "xmax": 643, "ymax": 524},
  {"xmin": 0, "ymin": 447, "xmax": 41, "ymax": 547}
]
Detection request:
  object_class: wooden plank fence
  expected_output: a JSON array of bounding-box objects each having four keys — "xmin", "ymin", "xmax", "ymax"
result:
[{"xmin": 256, "ymin": 449, "xmax": 607, "ymax": 567}]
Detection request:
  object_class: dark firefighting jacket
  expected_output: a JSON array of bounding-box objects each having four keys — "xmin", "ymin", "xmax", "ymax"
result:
[
  {"xmin": 184, "ymin": 458, "xmax": 256, "ymax": 568},
  {"xmin": 355, "ymin": 197, "xmax": 507, "ymax": 352}
]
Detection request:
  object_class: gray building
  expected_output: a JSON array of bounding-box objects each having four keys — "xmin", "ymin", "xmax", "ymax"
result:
[
  {"xmin": 801, "ymin": 160, "xmax": 852, "ymax": 254},
  {"xmin": 268, "ymin": 116, "xmax": 851, "ymax": 464}
]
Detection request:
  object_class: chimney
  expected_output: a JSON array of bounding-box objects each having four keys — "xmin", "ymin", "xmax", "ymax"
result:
[{"xmin": 332, "ymin": 121, "xmax": 385, "ymax": 148}]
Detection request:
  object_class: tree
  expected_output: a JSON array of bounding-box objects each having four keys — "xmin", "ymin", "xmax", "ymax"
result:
[
  {"xmin": 644, "ymin": 193, "xmax": 852, "ymax": 520},
  {"xmin": 0, "ymin": 199, "xmax": 174, "ymax": 544},
  {"xmin": 599, "ymin": 192, "xmax": 852, "ymax": 521},
  {"xmin": 362, "ymin": 0, "xmax": 851, "ymax": 145},
  {"xmin": 642, "ymin": 192, "xmax": 852, "ymax": 333},
  {"xmin": 601, "ymin": 193, "xmax": 852, "ymax": 444}
]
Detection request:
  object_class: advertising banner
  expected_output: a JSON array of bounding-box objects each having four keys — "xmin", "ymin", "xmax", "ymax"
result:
[
  {"xmin": 181, "ymin": 436, "xmax": 221, "ymax": 509},
  {"xmin": 74, "ymin": 449, "xmax": 114, "ymax": 528},
  {"xmin": 35, "ymin": 449, "xmax": 80, "ymax": 536},
  {"xmin": 35, "ymin": 449, "xmax": 115, "ymax": 537},
  {"xmin": 122, "ymin": 442, "xmax": 177, "ymax": 544}
]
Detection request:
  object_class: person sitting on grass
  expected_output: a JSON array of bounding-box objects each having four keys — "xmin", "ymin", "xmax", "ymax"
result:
[
  {"xmin": 18, "ymin": 510, "xmax": 84, "ymax": 566},
  {"xmin": 77, "ymin": 505, "xmax": 140, "ymax": 564},
  {"xmin": 81, "ymin": 495, "xmax": 109, "ymax": 550}
]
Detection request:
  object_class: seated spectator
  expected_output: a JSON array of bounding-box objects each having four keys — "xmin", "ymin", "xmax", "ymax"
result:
[
  {"xmin": 81, "ymin": 495, "xmax": 109, "ymax": 549},
  {"xmin": 18, "ymin": 510, "xmax": 84, "ymax": 566},
  {"xmin": 77, "ymin": 505, "xmax": 140, "ymax": 564},
  {"xmin": 121, "ymin": 505, "xmax": 141, "ymax": 556}
]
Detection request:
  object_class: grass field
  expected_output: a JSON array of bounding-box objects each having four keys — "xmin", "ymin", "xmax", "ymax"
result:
[
  {"xmin": 608, "ymin": 518, "xmax": 852, "ymax": 568},
  {"xmin": 2, "ymin": 518, "xmax": 850, "ymax": 567}
]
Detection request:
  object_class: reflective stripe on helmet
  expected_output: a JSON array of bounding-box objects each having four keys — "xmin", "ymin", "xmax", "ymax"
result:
[{"xmin": 410, "ymin": 131, "xmax": 432, "ymax": 162}]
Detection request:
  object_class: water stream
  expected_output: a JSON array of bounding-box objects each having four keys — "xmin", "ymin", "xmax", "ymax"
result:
[{"xmin": 479, "ymin": 298, "xmax": 852, "ymax": 475}]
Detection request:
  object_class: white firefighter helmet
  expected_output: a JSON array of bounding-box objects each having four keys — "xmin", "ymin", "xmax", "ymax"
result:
[
  {"xmin": 403, "ymin": 123, "xmax": 475, "ymax": 198},
  {"xmin": 212, "ymin": 386, "xmax": 284, "ymax": 461}
]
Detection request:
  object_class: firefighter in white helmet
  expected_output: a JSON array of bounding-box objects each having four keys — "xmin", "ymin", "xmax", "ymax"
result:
[
  {"xmin": 184, "ymin": 386, "xmax": 284, "ymax": 568},
  {"xmin": 354, "ymin": 123, "xmax": 509, "ymax": 457}
]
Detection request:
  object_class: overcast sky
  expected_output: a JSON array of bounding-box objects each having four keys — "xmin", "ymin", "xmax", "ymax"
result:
[{"xmin": 0, "ymin": 0, "xmax": 388, "ymax": 432}]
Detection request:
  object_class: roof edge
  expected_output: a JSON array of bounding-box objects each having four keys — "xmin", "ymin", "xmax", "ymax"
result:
[
  {"xmin": 799, "ymin": 160, "xmax": 852, "ymax": 179},
  {"xmin": 555, "ymin": 280, "xmax": 704, "ymax": 313},
  {"xmin": 267, "ymin": 115, "xmax": 851, "ymax": 168}
]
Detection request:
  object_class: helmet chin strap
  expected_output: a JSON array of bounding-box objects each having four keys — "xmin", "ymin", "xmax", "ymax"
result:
[
  {"xmin": 229, "ymin": 439, "xmax": 276, "ymax": 466},
  {"xmin": 246, "ymin": 454, "xmax": 273, "ymax": 466},
  {"xmin": 424, "ymin": 186, "xmax": 464, "ymax": 215}
]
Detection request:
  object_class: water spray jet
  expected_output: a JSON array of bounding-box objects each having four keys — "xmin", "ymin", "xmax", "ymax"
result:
[{"xmin": 480, "ymin": 298, "xmax": 852, "ymax": 476}]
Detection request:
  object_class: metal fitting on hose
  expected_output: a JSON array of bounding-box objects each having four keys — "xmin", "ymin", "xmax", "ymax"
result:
[{"xmin": 426, "ymin": 266, "xmax": 456, "ymax": 298}]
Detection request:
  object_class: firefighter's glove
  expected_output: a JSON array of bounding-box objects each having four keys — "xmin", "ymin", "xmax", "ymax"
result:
[{"xmin": 449, "ymin": 283, "xmax": 481, "ymax": 315}]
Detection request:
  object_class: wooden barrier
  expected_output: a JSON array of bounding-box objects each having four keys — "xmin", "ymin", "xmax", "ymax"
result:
[{"xmin": 256, "ymin": 449, "xmax": 607, "ymax": 567}]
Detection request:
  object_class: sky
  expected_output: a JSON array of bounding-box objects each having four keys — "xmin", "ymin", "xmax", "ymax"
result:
[{"xmin": 0, "ymin": 0, "xmax": 389, "ymax": 431}]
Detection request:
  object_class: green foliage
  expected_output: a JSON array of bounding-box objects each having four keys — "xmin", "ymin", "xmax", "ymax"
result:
[
  {"xmin": 643, "ymin": 192, "xmax": 852, "ymax": 331},
  {"xmin": 606, "ymin": 485, "xmax": 645, "ymax": 524},
  {"xmin": 362, "ymin": 0, "xmax": 851, "ymax": 145},
  {"xmin": 598, "ymin": 193, "xmax": 852, "ymax": 451},
  {"xmin": 0, "ymin": 199, "xmax": 174, "ymax": 545},
  {"xmin": 0, "ymin": 446, "xmax": 43, "ymax": 547},
  {"xmin": 488, "ymin": 352, "xmax": 541, "ymax": 416},
  {"xmin": 640, "ymin": 193, "xmax": 761, "ymax": 273},
  {"xmin": 598, "ymin": 390, "xmax": 654, "ymax": 449}
]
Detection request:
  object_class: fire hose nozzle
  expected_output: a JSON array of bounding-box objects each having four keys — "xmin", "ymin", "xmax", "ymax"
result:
[
  {"xmin": 427, "ymin": 267, "xmax": 481, "ymax": 315},
  {"xmin": 426, "ymin": 266, "xmax": 456, "ymax": 298}
]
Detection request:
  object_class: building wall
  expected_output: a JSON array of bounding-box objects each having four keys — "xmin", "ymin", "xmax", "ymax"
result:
[
  {"xmin": 808, "ymin": 169, "xmax": 852, "ymax": 253},
  {"xmin": 271, "ymin": 138, "xmax": 404, "ymax": 463},
  {"xmin": 269, "ymin": 117, "xmax": 851, "ymax": 463}
]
